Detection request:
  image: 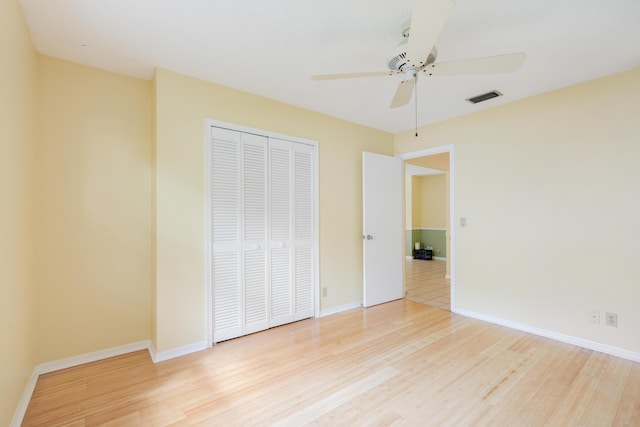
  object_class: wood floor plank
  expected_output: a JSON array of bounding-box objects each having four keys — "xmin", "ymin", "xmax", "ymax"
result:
[
  {"xmin": 613, "ymin": 364, "xmax": 640, "ymax": 426},
  {"xmin": 271, "ymin": 367, "xmax": 400, "ymax": 427},
  {"xmin": 578, "ymin": 355, "xmax": 633, "ymax": 426}
]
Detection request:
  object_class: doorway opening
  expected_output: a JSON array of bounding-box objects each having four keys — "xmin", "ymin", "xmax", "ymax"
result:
[{"xmin": 400, "ymin": 146, "xmax": 455, "ymax": 312}]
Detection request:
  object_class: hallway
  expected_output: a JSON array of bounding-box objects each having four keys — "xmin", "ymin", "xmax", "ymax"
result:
[{"xmin": 404, "ymin": 258, "xmax": 450, "ymax": 311}]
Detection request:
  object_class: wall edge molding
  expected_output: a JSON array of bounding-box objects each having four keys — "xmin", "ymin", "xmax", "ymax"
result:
[
  {"xmin": 320, "ymin": 301, "xmax": 362, "ymax": 317},
  {"xmin": 153, "ymin": 341, "xmax": 208, "ymax": 363},
  {"xmin": 148, "ymin": 341, "xmax": 157, "ymax": 362},
  {"xmin": 454, "ymin": 308, "xmax": 640, "ymax": 363}
]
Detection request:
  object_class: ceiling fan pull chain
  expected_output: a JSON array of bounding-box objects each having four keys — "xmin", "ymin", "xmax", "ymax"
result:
[{"xmin": 415, "ymin": 77, "xmax": 419, "ymax": 137}]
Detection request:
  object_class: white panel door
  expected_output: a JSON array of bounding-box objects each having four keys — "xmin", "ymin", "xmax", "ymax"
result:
[
  {"xmin": 241, "ymin": 133, "xmax": 269, "ymax": 335},
  {"xmin": 362, "ymin": 152, "xmax": 404, "ymax": 307}
]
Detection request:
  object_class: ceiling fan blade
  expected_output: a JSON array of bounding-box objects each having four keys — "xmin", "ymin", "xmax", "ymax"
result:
[
  {"xmin": 390, "ymin": 78, "xmax": 415, "ymax": 109},
  {"xmin": 311, "ymin": 71, "xmax": 397, "ymax": 80},
  {"xmin": 424, "ymin": 52, "xmax": 526, "ymax": 76},
  {"xmin": 406, "ymin": 0, "xmax": 454, "ymax": 68}
]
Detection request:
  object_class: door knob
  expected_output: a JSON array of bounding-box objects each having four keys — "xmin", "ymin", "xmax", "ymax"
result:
[{"xmin": 366, "ymin": 234, "xmax": 374, "ymax": 240}]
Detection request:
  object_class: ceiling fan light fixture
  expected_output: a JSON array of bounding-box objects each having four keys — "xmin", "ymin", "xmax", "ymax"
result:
[
  {"xmin": 311, "ymin": 0, "xmax": 524, "ymax": 113},
  {"xmin": 466, "ymin": 90, "xmax": 502, "ymax": 104}
]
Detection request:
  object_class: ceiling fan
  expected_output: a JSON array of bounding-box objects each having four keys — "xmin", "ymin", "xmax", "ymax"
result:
[{"xmin": 311, "ymin": 0, "xmax": 526, "ymax": 109}]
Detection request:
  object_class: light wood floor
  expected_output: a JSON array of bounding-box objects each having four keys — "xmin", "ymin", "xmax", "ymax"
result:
[
  {"xmin": 404, "ymin": 258, "xmax": 450, "ymax": 310},
  {"xmin": 24, "ymin": 300, "xmax": 640, "ymax": 426}
]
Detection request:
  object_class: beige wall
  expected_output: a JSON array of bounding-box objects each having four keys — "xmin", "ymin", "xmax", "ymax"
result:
[
  {"xmin": 413, "ymin": 174, "xmax": 446, "ymax": 229},
  {"xmin": 0, "ymin": 0, "xmax": 37, "ymax": 423},
  {"xmin": 35, "ymin": 56, "xmax": 152, "ymax": 362},
  {"xmin": 404, "ymin": 174, "xmax": 412, "ymax": 226},
  {"xmin": 410, "ymin": 176, "xmax": 421, "ymax": 228},
  {"xmin": 153, "ymin": 69, "xmax": 393, "ymax": 352},
  {"xmin": 396, "ymin": 67, "xmax": 640, "ymax": 354}
]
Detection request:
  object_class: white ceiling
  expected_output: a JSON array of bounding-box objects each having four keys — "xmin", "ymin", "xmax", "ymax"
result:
[{"xmin": 19, "ymin": 0, "xmax": 640, "ymax": 134}]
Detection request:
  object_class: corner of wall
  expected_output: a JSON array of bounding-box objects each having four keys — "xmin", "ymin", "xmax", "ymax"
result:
[
  {"xmin": 1, "ymin": 0, "xmax": 39, "ymax": 425},
  {"xmin": 150, "ymin": 69, "xmax": 158, "ymax": 350}
]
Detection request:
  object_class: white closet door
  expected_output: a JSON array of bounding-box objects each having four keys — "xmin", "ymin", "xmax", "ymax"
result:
[
  {"xmin": 269, "ymin": 138, "xmax": 294, "ymax": 327},
  {"xmin": 211, "ymin": 125, "xmax": 315, "ymax": 343},
  {"xmin": 241, "ymin": 134, "xmax": 269, "ymax": 335},
  {"xmin": 293, "ymin": 143, "xmax": 315, "ymax": 320},
  {"xmin": 211, "ymin": 128, "xmax": 242, "ymax": 342}
]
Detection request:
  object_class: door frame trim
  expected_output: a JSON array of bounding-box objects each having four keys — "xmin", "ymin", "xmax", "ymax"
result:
[
  {"xmin": 398, "ymin": 145, "xmax": 456, "ymax": 312},
  {"xmin": 204, "ymin": 119, "xmax": 320, "ymax": 347}
]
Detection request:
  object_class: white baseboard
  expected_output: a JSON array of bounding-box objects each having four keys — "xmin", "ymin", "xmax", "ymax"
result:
[
  {"xmin": 35, "ymin": 340, "xmax": 152, "ymax": 375},
  {"xmin": 11, "ymin": 340, "xmax": 153, "ymax": 427},
  {"xmin": 148, "ymin": 342, "xmax": 157, "ymax": 362},
  {"xmin": 12, "ymin": 338, "xmax": 212, "ymax": 426},
  {"xmin": 406, "ymin": 256, "xmax": 446, "ymax": 261},
  {"xmin": 454, "ymin": 308, "xmax": 640, "ymax": 363},
  {"xmin": 10, "ymin": 370, "xmax": 39, "ymax": 427},
  {"xmin": 152, "ymin": 340, "xmax": 208, "ymax": 363},
  {"xmin": 320, "ymin": 301, "xmax": 362, "ymax": 317}
]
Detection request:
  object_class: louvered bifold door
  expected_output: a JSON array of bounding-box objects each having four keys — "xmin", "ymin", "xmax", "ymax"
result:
[
  {"xmin": 212, "ymin": 125, "xmax": 315, "ymax": 343},
  {"xmin": 292, "ymin": 143, "xmax": 315, "ymax": 320},
  {"xmin": 241, "ymin": 133, "xmax": 270, "ymax": 336},
  {"xmin": 211, "ymin": 128, "xmax": 243, "ymax": 343},
  {"xmin": 269, "ymin": 138, "xmax": 294, "ymax": 327}
]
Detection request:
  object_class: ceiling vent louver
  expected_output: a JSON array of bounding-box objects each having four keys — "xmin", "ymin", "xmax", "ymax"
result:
[{"xmin": 466, "ymin": 90, "xmax": 502, "ymax": 104}]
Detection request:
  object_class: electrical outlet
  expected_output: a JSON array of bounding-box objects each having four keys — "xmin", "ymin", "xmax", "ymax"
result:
[
  {"xmin": 605, "ymin": 312, "xmax": 618, "ymax": 327},
  {"xmin": 589, "ymin": 309, "xmax": 600, "ymax": 324},
  {"xmin": 322, "ymin": 287, "xmax": 327, "ymax": 298}
]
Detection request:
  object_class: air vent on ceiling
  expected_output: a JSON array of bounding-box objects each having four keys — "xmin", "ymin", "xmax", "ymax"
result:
[{"xmin": 466, "ymin": 90, "xmax": 502, "ymax": 104}]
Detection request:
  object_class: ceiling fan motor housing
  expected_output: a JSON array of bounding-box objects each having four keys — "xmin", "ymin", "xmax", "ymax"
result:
[{"xmin": 387, "ymin": 38, "xmax": 437, "ymax": 72}]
